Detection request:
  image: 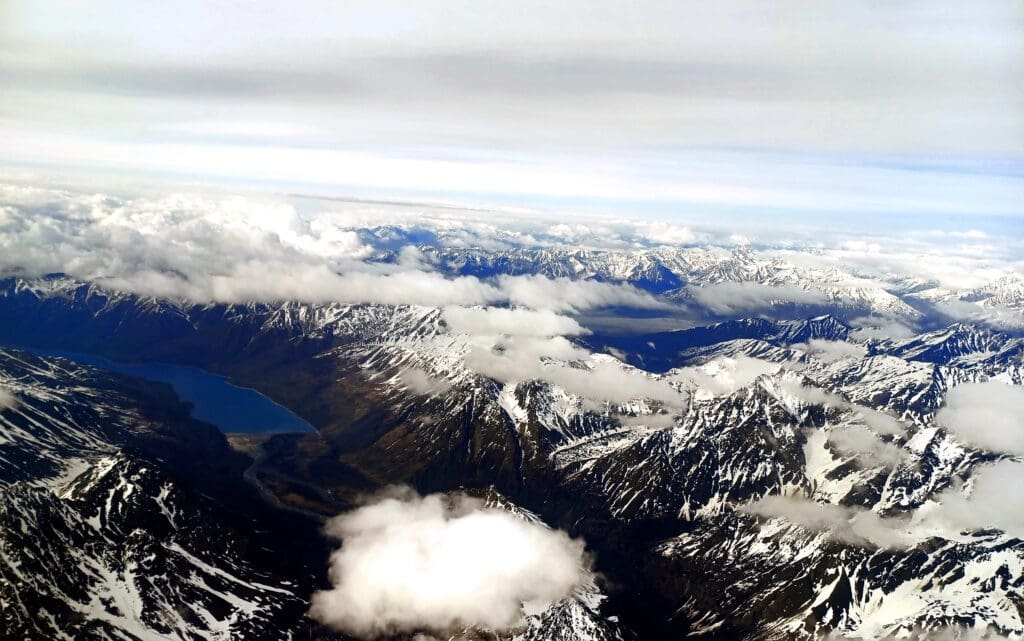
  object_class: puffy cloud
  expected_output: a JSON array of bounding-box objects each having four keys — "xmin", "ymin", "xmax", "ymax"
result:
[
  {"xmin": 464, "ymin": 336, "xmax": 590, "ymax": 384},
  {"xmin": 542, "ymin": 358, "xmax": 683, "ymax": 407},
  {"xmin": 442, "ymin": 306, "xmax": 588, "ymax": 337},
  {"xmin": 776, "ymin": 378, "xmax": 909, "ymax": 467},
  {"xmin": 632, "ymin": 221, "xmax": 696, "ymax": 246},
  {"xmin": 309, "ymin": 487, "xmax": 588, "ymax": 639},
  {"xmin": 688, "ymin": 282, "xmax": 827, "ymax": 315},
  {"xmin": 935, "ymin": 381, "xmax": 1024, "ymax": 456},
  {"xmin": 797, "ymin": 339, "xmax": 867, "ymax": 363}
]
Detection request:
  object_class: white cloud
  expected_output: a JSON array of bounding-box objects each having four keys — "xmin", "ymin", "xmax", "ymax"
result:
[
  {"xmin": 848, "ymin": 316, "xmax": 916, "ymax": 341},
  {"xmin": 827, "ymin": 425, "xmax": 908, "ymax": 469},
  {"xmin": 688, "ymin": 282, "xmax": 827, "ymax": 315},
  {"xmin": 743, "ymin": 460, "xmax": 1024, "ymax": 549},
  {"xmin": 396, "ymin": 368, "xmax": 452, "ymax": 396},
  {"xmin": 464, "ymin": 337, "xmax": 682, "ymax": 407},
  {"xmin": 0, "ymin": 387, "xmax": 18, "ymax": 410},
  {"xmin": 496, "ymin": 275, "xmax": 660, "ymax": 313},
  {"xmin": 854, "ymin": 407, "xmax": 905, "ymax": 437},
  {"xmin": 632, "ymin": 221, "xmax": 696, "ymax": 246},
  {"xmin": 798, "ymin": 339, "xmax": 867, "ymax": 363},
  {"xmin": 0, "ymin": 185, "xmax": 664, "ymax": 311},
  {"xmin": 935, "ymin": 381, "xmax": 1024, "ymax": 456},
  {"xmin": 543, "ymin": 358, "xmax": 683, "ymax": 407},
  {"xmin": 442, "ymin": 307, "xmax": 588, "ymax": 337},
  {"xmin": 916, "ymin": 460, "xmax": 1024, "ymax": 542},
  {"xmin": 309, "ymin": 487, "xmax": 588, "ymax": 639},
  {"xmin": 672, "ymin": 355, "xmax": 780, "ymax": 397},
  {"xmin": 778, "ymin": 378, "xmax": 847, "ymax": 409},
  {"xmin": 464, "ymin": 336, "xmax": 590, "ymax": 384},
  {"xmin": 933, "ymin": 299, "xmax": 1024, "ymax": 330},
  {"xmin": 739, "ymin": 495, "xmax": 911, "ymax": 549}
]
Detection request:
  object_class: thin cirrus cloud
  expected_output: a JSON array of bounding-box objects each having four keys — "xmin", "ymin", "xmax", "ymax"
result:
[{"xmin": 1, "ymin": 1, "xmax": 1022, "ymax": 218}]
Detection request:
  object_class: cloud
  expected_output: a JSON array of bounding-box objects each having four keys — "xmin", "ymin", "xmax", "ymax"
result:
[
  {"xmin": 688, "ymin": 282, "xmax": 827, "ymax": 315},
  {"xmin": 827, "ymin": 425, "xmax": 908, "ymax": 469},
  {"xmin": 672, "ymin": 355, "xmax": 780, "ymax": 397},
  {"xmin": 309, "ymin": 487, "xmax": 588, "ymax": 639},
  {"xmin": 4, "ymin": 0, "xmax": 1023, "ymax": 210},
  {"xmin": 496, "ymin": 275, "xmax": 660, "ymax": 313},
  {"xmin": 916, "ymin": 460, "xmax": 1024, "ymax": 542},
  {"xmin": 935, "ymin": 381, "xmax": 1024, "ymax": 456},
  {"xmin": 739, "ymin": 495, "xmax": 911, "ymax": 549},
  {"xmin": 743, "ymin": 460, "xmax": 1024, "ymax": 549},
  {"xmin": 396, "ymin": 368, "xmax": 452, "ymax": 396},
  {"xmin": 848, "ymin": 316, "xmax": 916, "ymax": 341},
  {"xmin": 798, "ymin": 339, "xmax": 867, "ymax": 363},
  {"xmin": 542, "ymin": 358, "xmax": 683, "ymax": 407},
  {"xmin": 778, "ymin": 378, "xmax": 847, "ymax": 409},
  {"xmin": 442, "ymin": 307, "xmax": 588, "ymax": 337},
  {"xmin": 775, "ymin": 378, "xmax": 909, "ymax": 467},
  {"xmin": 932, "ymin": 299, "xmax": 1024, "ymax": 330},
  {"xmin": 0, "ymin": 185, "xmax": 663, "ymax": 310},
  {"xmin": 631, "ymin": 221, "xmax": 696, "ymax": 246},
  {"xmin": 0, "ymin": 387, "xmax": 18, "ymax": 410},
  {"xmin": 464, "ymin": 336, "xmax": 589, "ymax": 383},
  {"xmin": 464, "ymin": 337, "xmax": 682, "ymax": 407},
  {"xmin": 854, "ymin": 407, "xmax": 905, "ymax": 437}
]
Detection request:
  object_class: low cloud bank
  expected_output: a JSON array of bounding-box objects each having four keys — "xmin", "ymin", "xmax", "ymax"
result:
[
  {"xmin": 309, "ymin": 487, "xmax": 589, "ymax": 639},
  {"xmin": 442, "ymin": 306, "xmax": 588, "ymax": 337},
  {"xmin": 0, "ymin": 185, "xmax": 660, "ymax": 311}
]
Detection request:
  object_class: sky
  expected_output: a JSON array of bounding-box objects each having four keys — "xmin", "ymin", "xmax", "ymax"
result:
[{"xmin": 1, "ymin": 0, "xmax": 1023, "ymax": 223}]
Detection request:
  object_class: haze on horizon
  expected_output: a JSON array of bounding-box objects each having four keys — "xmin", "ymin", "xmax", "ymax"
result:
[{"xmin": 1, "ymin": 0, "xmax": 1022, "ymax": 225}]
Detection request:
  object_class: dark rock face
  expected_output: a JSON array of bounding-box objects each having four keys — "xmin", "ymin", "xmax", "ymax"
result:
[{"xmin": 0, "ymin": 348, "xmax": 340, "ymax": 641}]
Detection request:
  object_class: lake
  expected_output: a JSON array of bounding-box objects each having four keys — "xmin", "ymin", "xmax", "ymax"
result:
[{"xmin": 10, "ymin": 346, "xmax": 316, "ymax": 435}]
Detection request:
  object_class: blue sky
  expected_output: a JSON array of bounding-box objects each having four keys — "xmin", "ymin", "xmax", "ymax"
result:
[{"xmin": 1, "ymin": 0, "xmax": 1022, "ymax": 226}]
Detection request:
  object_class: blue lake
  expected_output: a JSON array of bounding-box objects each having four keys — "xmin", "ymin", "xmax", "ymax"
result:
[{"xmin": 11, "ymin": 347, "xmax": 316, "ymax": 435}]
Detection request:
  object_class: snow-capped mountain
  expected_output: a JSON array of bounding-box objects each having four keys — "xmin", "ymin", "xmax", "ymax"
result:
[
  {"xmin": 0, "ymin": 348, "xmax": 336, "ymax": 640},
  {"xmin": 1, "ymin": 264, "xmax": 1022, "ymax": 640}
]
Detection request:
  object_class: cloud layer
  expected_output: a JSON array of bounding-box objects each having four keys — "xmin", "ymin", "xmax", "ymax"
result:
[
  {"xmin": 3, "ymin": 1, "xmax": 1022, "ymax": 221},
  {"xmin": 309, "ymin": 487, "xmax": 588, "ymax": 639},
  {"xmin": 0, "ymin": 185, "xmax": 660, "ymax": 310}
]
